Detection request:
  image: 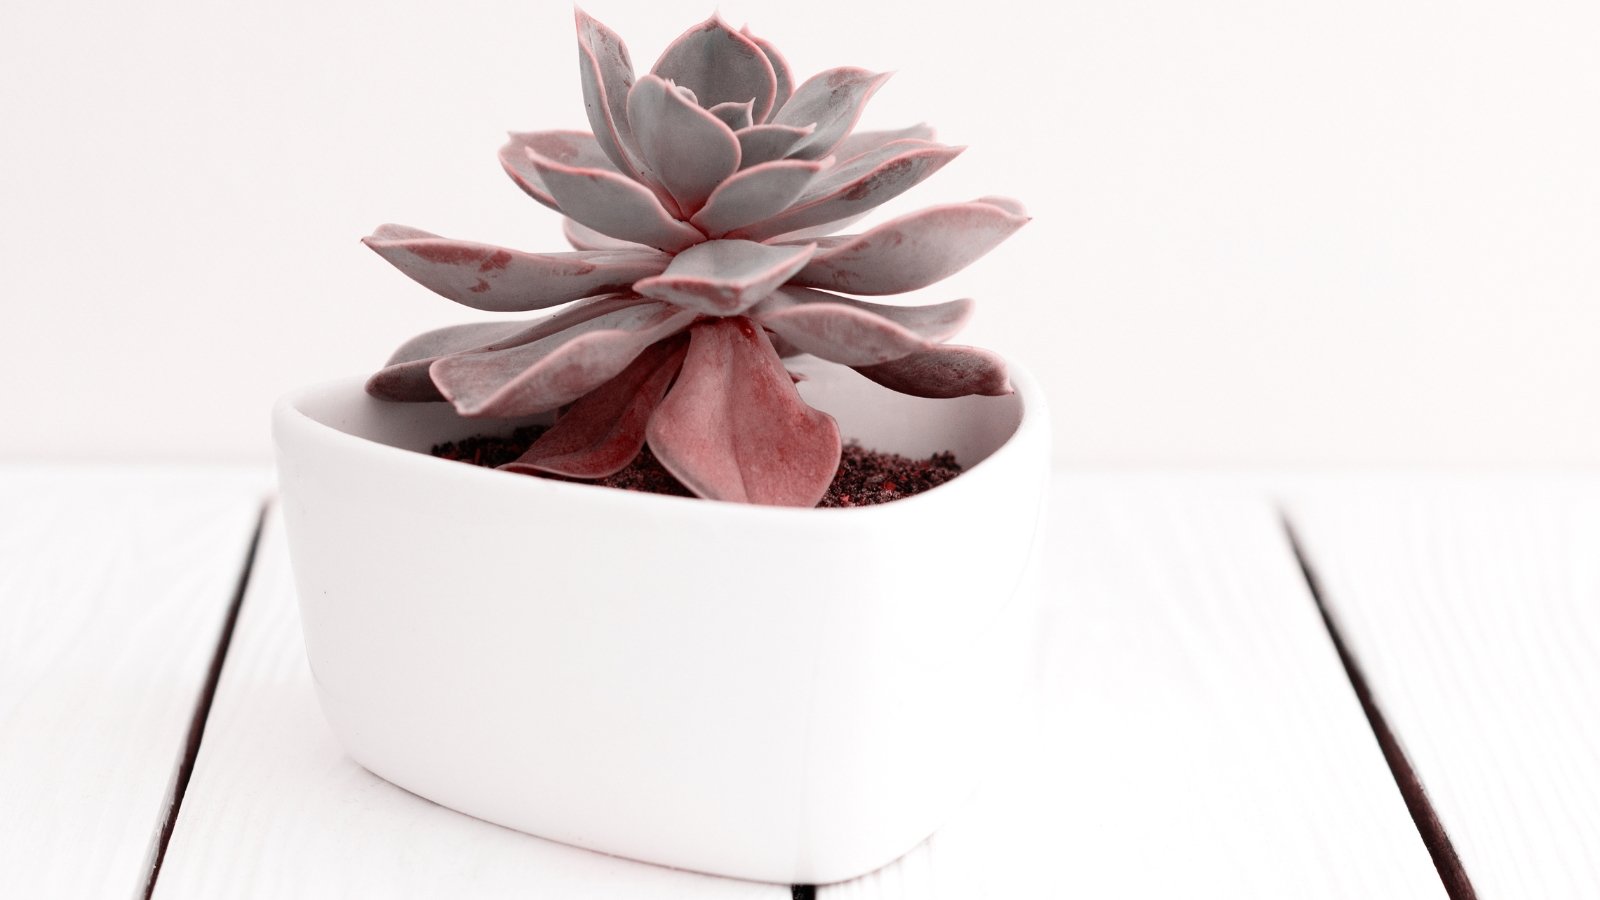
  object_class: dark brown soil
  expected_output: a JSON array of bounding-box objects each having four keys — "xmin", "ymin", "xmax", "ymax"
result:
[{"xmin": 430, "ymin": 426, "xmax": 961, "ymax": 507}]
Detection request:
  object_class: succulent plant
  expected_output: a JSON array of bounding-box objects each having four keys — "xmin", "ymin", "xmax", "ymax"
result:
[{"xmin": 365, "ymin": 9, "xmax": 1028, "ymax": 507}]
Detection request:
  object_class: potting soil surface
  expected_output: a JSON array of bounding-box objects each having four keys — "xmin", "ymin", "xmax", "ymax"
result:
[{"xmin": 430, "ymin": 426, "xmax": 962, "ymax": 507}]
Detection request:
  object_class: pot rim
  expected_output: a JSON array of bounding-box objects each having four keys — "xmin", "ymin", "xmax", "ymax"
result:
[{"xmin": 273, "ymin": 356, "xmax": 1047, "ymax": 520}]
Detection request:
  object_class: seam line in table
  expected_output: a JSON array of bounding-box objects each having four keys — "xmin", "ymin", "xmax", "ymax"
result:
[
  {"xmin": 1280, "ymin": 511, "xmax": 1478, "ymax": 900},
  {"xmin": 141, "ymin": 500, "xmax": 269, "ymax": 900}
]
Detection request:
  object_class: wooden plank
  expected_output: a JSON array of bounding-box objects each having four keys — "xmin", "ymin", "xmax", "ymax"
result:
[
  {"xmin": 821, "ymin": 477, "xmax": 1448, "ymax": 898},
  {"xmin": 1285, "ymin": 476, "xmax": 1600, "ymax": 898},
  {"xmin": 0, "ymin": 466, "xmax": 267, "ymax": 899},
  {"xmin": 152, "ymin": 507, "xmax": 784, "ymax": 899}
]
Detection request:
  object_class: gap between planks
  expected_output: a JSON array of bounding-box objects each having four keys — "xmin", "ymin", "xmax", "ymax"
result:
[
  {"xmin": 1280, "ymin": 512, "xmax": 1477, "ymax": 900},
  {"xmin": 815, "ymin": 481, "xmax": 1447, "ymax": 899},
  {"xmin": 132, "ymin": 486, "xmax": 1467, "ymax": 899},
  {"xmin": 141, "ymin": 501, "xmax": 270, "ymax": 900}
]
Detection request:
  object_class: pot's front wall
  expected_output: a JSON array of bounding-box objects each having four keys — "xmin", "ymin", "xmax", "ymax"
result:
[{"xmin": 273, "ymin": 363, "xmax": 1050, "ymax": 884}]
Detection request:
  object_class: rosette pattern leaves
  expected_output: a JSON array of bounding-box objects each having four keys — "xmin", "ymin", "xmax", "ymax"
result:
[{"xmin": 365, "ymin": 10, "xmax": 1028, "ymax": 507}]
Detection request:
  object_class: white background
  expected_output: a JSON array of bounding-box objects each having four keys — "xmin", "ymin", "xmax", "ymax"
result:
[{"xmin": 3, "ymin": 0, "xmax": 1597, "ymax": 466}]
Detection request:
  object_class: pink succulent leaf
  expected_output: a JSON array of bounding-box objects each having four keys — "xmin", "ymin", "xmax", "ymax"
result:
[
  {"xmin": 755, "ymin": 307, "xmax": 929, "ymax": 367},
  {"xmin": 431, "ymin": 301, "xmax": 695, "ymax": 417},
  {"xmin": 501, "ymin": 334, "xmax": 689, "ymax": 478},
  {"xmin": 832, "ymin": 123, "xmax": 937, "ymax": 162},
  {"xmin": 563, "ymin": 217, "xmax": 651, "ymax": 252},
  {"xmin": 689, "ymin": 158, "xmax": 831, "ymax": 238},
  {"xmin": 853, "ymin": 344, "xmax": 1013, "ymax": 398},
  {"xmin": 647, "ymin": 317, "xmax": 840, "ymax": 506},
  {"xmin": 366, "ymin": 320, "xmax": 535, "ymax": 402},
  {"xmin": 650, "ymin": 14, "xmax": 778, "ymax": 123},
  {"xmin": 783, "ymin": 198, "xmax": 1029, "ymax": 295},
  {"xmin": 626, "ymin": 75, "xmax": 741, "ymax": 215},
  {"xmin": 363, "ymin": 225, "xmax": 670, "ymax": 312},
  {"xmin": 739, "ymin": 27, "xmax": 794, "ymax": 120},
  {"xmin": 382, "ymin": 320, "xmax": 532, "ymax": 367},
  {"xmin": 468, "ymin": 293, "xmax": 658, "ymax": 352},
  {"xmin": 748, "ymin": 287, "xmax": 973, "ymax": 366},
  {"xmin": 727, "ymin": 140, "xmax": 964, "ymax": 242},
  {"xmin": 369, "ymin": 360, "xmax": 454, "ymax": 403},
  {"xmin": 499, "ymin": 131, "xmax": 620, "ymax": 210},
  {"xmin": 771, "ymin": 68, "xmax": 892, "ymax": 160},
  {"xmin": 733, "ymin": 123, "xmax": 816, "ymax": 169},
  {"xmin": 634, "ymin": 239, "xmax": 816, "ymax": 315},
  {"xmin": 575, "ymin": 10, "xmax": 646, "ymax": 180},
  {"xmin": 707, "ymin": 100, "xmax": 755, "ymax": 131},
  {"xmin": 754, "ymin": 286, "xmax": 974, "ymax": 343},
  {"xmin": 761, "ymin": 212, "xmax": 872, "ymax": 243},
  {"xmin": 801, "ymin": 139, "xmax": 950, "ymax": 198},
  {"xmin": 528, "ymin": 148, "xmax": 704, "ymax": 252},
  {"xmin": 768, "ymin": 331, "xmax": 805, "ymax": 358},
  {"xmin": 368, "ymin": 294, "xmax": 655, "ymax": 402},
  {"xmin": 974, "ymin": 194, "xmax": 1027, "ymax": 216}
]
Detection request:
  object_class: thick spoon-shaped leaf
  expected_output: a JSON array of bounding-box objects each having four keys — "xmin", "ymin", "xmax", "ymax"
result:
[
  {"xmin": 651, "ymin": 14, "xmax": 777, "ymax": 123},
  {"xmin": 771, "ymin": 68, "xmax": 891, "ymax": 160},
  {"xmin": 754, "ymin": 286, "xmax": 973, "ymax": 341},
  {"xmin": 739, "ymin": 27, "xmax": 793, "ymax": 119},
  {"xmin": 784, "ymin": 198, "xmax": 1029, "ymax": 295},
  {"xmin": 363, "ymin": 225, "xmax": 670, "ymax": 311},
  {"xmin": 626, "ymin": 75, "xmax": 741, "ymax": 215},
  {"xmin": 647, "ymin": 317, "xmax": 840, "ymax": 506},
  {"xmin": 734, "ymin": 123, "xmax": 815, "ymax": 168},
  {"xmin": 382, "ymin": 320, "xmax": 533, "ymax": 367},
  {"xmin": 634, "ymin": 239, "xmax": 815, "ymax": 315},
  {"xmin": 431, "ymin": 302, "xmax": 695, "ymax": 417},
  {"xmin": 708, "ymin": 100, "xmax": 754, "ymax": 130},
  {"xmin": 500, "ymin": 131, "xmax": 619, "ymax": 209},
  {"xmin": 755, "ymin": 305, "xmax": 929, "ymax": 366},
  {"xmin": 528, "ymin": 148, "xmax": 704, "ymax": 252},
  {"xmin": 366, "ymin": 320, "xmax": 538, "ymax": 402},
  {"xmin": 832, "ymin": 124, "xmax": 936, "ymax": 162},
  {"xmin": 762, "ymin": 212, "xmax": 871, "ymax": 243},
  {"xmin": 853, "ymin": 344, "xmax": 1012, "ymax": 398},
  {"xmin": 749, "ymin": 287, "xmax": 973, "ymax": 366},
  {"xmin": 974, "ymin": 194, "xmax": 1027, "ymax": 216},
  {"xmin": 728, "ymin": 140, "xmax": 964, "ymax": 242},
  {"xmin": 796, "ymin": 139, "xmax": 949, "ymax": 202},
  {"xmin": 768, "ymin": 331, "xmax": 804, "ymax": 358},
  {"xmin": 689, "ymin": 158, "xmax": 829, "ymax": 238},
  {"xmin": 563, "ymin": 217, "xmax": 651, "ymax": 252},
  {"xmin": 502, "ymin": 334, "xmax": 689, "ymax": 478},
  {"xmin": 367, "ymin": 294, "xmax": 654, "ymax": 402},
  {"xmin": 575, "ymin": 10, "xmax": 644, "ymax": 180}
]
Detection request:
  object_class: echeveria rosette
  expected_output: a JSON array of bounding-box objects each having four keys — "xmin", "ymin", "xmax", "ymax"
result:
[{"xmin": 362, "ymin": 10, "xmax": 1029, "ymax": 507}]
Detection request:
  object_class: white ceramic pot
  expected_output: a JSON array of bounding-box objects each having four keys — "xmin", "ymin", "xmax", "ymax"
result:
[{"xmin": 272, "ymin": 356, "xmax": 1049, "ymax": 884}]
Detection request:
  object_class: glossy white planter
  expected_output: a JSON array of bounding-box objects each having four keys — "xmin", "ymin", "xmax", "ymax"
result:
[{"xmin": 272, "ymin": 356, "xmax": 1049, "ymax": 884}]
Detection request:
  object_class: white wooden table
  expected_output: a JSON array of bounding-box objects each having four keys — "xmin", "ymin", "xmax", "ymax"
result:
[{"xmin": 3, "ymin": 467, "xmax": 1596, "ymax": 899}]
